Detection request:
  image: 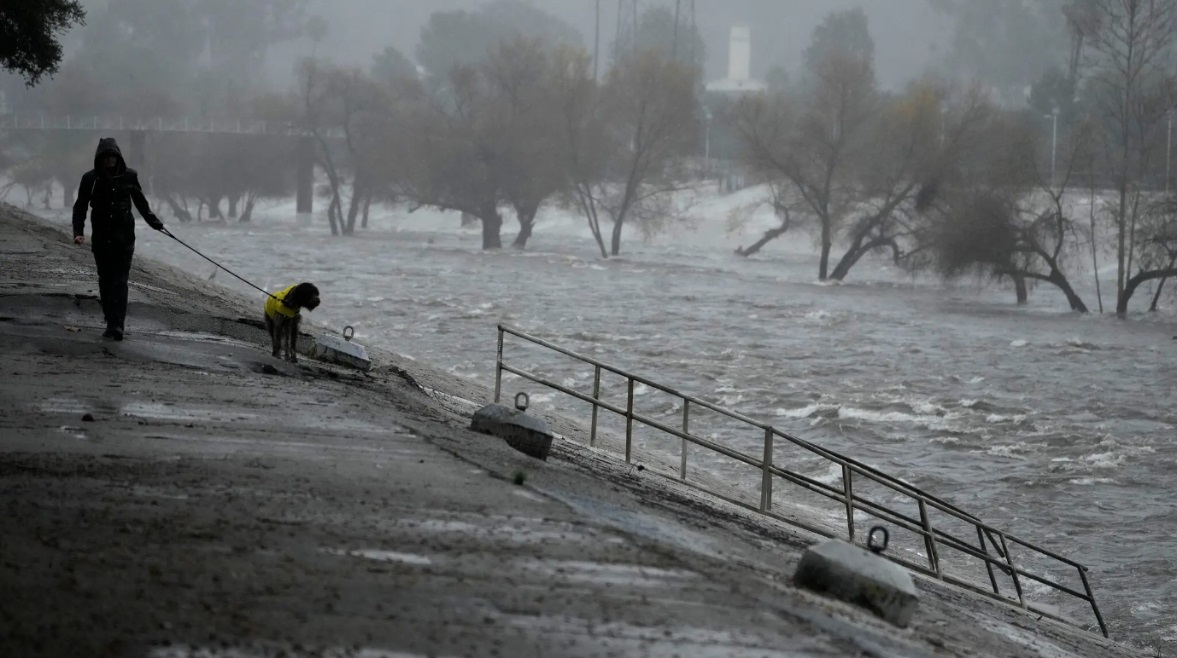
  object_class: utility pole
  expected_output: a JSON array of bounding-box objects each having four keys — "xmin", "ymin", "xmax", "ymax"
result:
[
  {"xmin": 672, "ymin": 0, "xmax": 681, "ymax": 62},
  {"xmin": 1046, "ymin": 106, "xmax": 1059, "ymax": 186},
  {"xmin": 594, "ymin": 0, "xmax": 601, "ymax": 81},
  {"xmin": 1167, "ymin": 108, "xmax": 1173, "ymax": 193}
]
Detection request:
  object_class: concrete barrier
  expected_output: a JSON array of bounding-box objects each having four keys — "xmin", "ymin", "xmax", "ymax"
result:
[
  {"xmin": 471, "ymin": 393, "xmax": 553, "ymax": 460},
  {"xmin": 794, "ymin": 536, "xmax": 919, "ymax": 628}
]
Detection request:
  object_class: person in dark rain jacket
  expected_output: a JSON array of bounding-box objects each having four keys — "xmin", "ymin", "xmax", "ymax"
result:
[{"xmin": 72, "ymin": 137, "xmax": 165, "ymax": 341}]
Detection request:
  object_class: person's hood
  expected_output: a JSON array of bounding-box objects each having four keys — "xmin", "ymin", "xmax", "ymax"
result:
[{"xmin": 94, "ymin": 137, "xmax": 126, "ymax": 175}]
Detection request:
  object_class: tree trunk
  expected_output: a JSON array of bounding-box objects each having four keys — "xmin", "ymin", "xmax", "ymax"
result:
[
  {"xmin": 327, "ymin": 194, "xmax": 340, "ymax": 236},
  {"xmin": 830, "ymin": 234, "xmax": 892, "ymax": 282},
  {"xmin": 361, "ymin": 194, "xmax": 372, "ymax": 229},
  {"xmin": 1050, "ymin": 272, "xmax": 1088, "ymax": 313},
  {"xmin": 163, "ymin": 194, "xmax": 193, "ymax": 223},
  {"xmin": 818, "ymin": 218, "xmax": 832, "ymax": 280},
  {"xmin": 240, "ymin": 192, "xmax": 257, "ymax": 223},
  {"xmin": 208, "ymin": 197, "xmax": 224, "ymax": 220},
  {"xmin": 345, "ymin": 184, "xmax": 363, "ymax": 235},
  {"xmin": 1014, "ymin": 275, "xmax": 1028, "ymax": 305},
  {"xmin": 1119, "ymin": 267, "xmax": 1177, "ymax": 317},
  {"xmin": 480, "ymin": 209, "xmax": 503, "ymax": 249},
  {"xmin": 610, "ymin": 211, "xmax": 625, "ymax": 256},
  {"xmin": 1148, "ymin": 255, "xmax": 1177, "ymax": 311},
  {"xmin": 512, "ymin": 204, "xmax": 539, "ymax": 249},
  {"xmin": 736, "ymin": 222, "xmax": 790, "ymax": 257}
]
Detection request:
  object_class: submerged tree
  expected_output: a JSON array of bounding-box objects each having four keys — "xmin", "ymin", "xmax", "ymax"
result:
[
  {"xmin": 919, "ymin": 113, "xmax": 1095, "ymax": 311},
  {"xmin": 559, "ymin": 49, "xmax": 698, "ymax": 258},
  {"xmin": 1082, "ymin": 0, "xmax": 1177, "ymax": 315}
]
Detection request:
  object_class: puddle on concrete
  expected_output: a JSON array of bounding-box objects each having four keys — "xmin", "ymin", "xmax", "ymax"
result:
[
  {"xmin": 503, "ymin": 614, "xmax": 830, "ymax": 657},
  {"xmin": 513, "ymin": 558, "xmax": 698, "ymax": 587},
  {"xmin": 122, "ymin": 401, "xmax": 259, "ymax": 422},
  {"xmin": 154, "ymin": 330, "xmax": 257, "ymax": 348},
  {"xmin": 987, "ymin": 621, "xmax": 1080, "ymax": 658},
  {"xmin": 128, "ymin": 485, "xmax": 190, "ymax": 501},
  {"xmin": 151, "ymin": 647, "xmax": 440, "ymax": 658},
  {"xmin": 388, "ymin": 516, "xmax": 606, "ymax": 546},
  {"xmin": 57, "ymin": 426, "xmax": 88, "ymax": 440},
  {"xmin": 511, "ymin": 489, "xmax": 546, "ymax": 503},
  {"xmin": 41, "ymin": 398, "xmax": 88, "ymax": 415},
  {"xmin": 323, "ymin": 548, "xmax": 433, "ymax": 566}
]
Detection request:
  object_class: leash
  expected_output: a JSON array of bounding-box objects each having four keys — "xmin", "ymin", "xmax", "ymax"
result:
[{"xmin": 159, "ymin": 227, "xmax": 282, "ymax": 303}]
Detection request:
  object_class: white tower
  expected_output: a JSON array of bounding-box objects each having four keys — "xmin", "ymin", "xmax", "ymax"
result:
[{"xmin": 728, "ymin": 26, "xmax": 752, "ymax": 83}]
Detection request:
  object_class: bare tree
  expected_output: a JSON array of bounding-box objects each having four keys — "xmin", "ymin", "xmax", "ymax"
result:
[
  {"xmin": 577, "ymin": 50, "xmax": 697, "ymax": 257},
  {"xmin": 394, "ymin": 63, "xmax": 506, "ymax": 249},
  {"xmin": 481, "ymin": 37, "xmax": 569, "ymax": 248},
  {"xmin": 922, "ymin": 113, "xmax": 1096, "ymax": 311},
  {"xmin": 1082, "ymin": 0, "xmax": 1177, "ymax": 315},
  {"xmin": 736, "ymin": 63, "xmax": 991, "ymax": 282}
]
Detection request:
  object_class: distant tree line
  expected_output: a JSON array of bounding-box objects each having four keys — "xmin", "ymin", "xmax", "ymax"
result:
[
  {"xmin": 732, "ymin": 2, "xmax": 1177, "ymax": 316},
  {"xmin": 3, "ymin": 0, "xmax": 1176, "ymax": 314}
]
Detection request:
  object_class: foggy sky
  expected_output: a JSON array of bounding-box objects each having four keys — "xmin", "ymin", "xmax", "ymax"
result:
[
  {"xmin": 290, "ymin": 0, "xmax": 950, "ymax": 90},
  {"xmin": 58, "ymin": 1, "xmax": 951, "ymax": 91}
]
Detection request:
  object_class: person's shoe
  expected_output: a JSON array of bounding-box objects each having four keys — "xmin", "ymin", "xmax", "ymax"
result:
[{"xmin": 103, "ymin": 326, "xmax": 123, "ymax": 341}]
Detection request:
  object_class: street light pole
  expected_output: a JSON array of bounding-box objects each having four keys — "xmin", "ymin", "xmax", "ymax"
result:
[
  {"xmin": 1046, "ymin": 107, "xmax": 1059, "ymax": 186},
  {"xmin": 704, "ymin": 107, "xmax": 712, "ymax": 178},
  {"xmin": 594, "ymin": 0, "xmax": 600, "ymax": 82},
  {"xmin": 1167, "ymin": 109, "xmax": 1172, "ymax": 193}
]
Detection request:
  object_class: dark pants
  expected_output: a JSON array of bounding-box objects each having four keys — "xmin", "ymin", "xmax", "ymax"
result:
[{"xmin": 93, "ymin": 243, "xmax": 134, "ymax": 330}]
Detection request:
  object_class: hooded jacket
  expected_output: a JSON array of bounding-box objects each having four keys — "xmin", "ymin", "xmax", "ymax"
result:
[{"xmin": 72, "ymin": 137, "xmax": 162, "ymax": 247}]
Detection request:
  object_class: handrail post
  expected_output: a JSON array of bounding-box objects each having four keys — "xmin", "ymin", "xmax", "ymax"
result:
[
  {"xmin": 494, "ymin": 327, "xmax": 503, "ymax": 404},
  {"xmin": 841, "ymin": 464, "xmax": 855, "ymax": 542},
  {"xmin": 1078, "ymin": 567, "xmax": 1109, "ymax": 638},
  {"xmin": 680, "ymin": 400, "xmax": 689, "ymax": 480},
  {"xmin": 625, "ymin": 378, "xmax": 635, "ymax": 463},
  {"xmin": 999, "ymin": 533, "xmax": 1026, "ymax": 607},
  {"xmin": 590, "ymin": 365, "xmax": 601, "ymax": 447},
  {"xmin": 760, "ymin": 428, "xmax": 774, "ymax": 512},
  {"xmin": 918, "ymin": 499, "xmax": 941, "ymax": 577},
  {"xmin": 977, "ymin": 525, "xmax": 1000, "ymax": 595}
]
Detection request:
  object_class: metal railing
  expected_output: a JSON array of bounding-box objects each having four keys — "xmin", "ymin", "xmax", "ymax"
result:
[
  {"xmin": 494, "ymin": 324, "xmax": 1109, "ymax": 638},
  {"xmin": 0, "ymin": 113, "xmax": 344, "ymax": 138}
]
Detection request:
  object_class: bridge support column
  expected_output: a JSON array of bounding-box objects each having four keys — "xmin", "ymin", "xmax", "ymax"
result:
[
  {"xmin": 296, "ymin": 135, "xmax": 314, "ymax": 226},
  {"xmin": 127, "ymin": 130, "xmax": 150, "ymax": 195}
]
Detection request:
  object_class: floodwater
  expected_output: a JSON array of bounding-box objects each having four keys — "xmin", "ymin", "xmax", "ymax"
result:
[{"xmin": 63, "ymin": 196, "xmax": 1175, "ymax": 652}]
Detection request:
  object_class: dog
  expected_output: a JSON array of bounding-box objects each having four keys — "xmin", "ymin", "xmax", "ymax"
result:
[{"xmin": 264, "ymin": 282, "xmax": 321, "ymax": 363}]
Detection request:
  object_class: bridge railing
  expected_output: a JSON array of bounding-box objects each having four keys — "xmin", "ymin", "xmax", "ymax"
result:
[
  {"xmin": 0, "ymin": 113, "xmax": 340, "ymax": 137},
  {"xmin": 494, "ymin": 323, "xmax": 1108, "ymax": 638}
]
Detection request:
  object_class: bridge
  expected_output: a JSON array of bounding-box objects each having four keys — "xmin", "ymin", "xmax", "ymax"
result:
[
  {"xmin": 0, "ymin": 112, "xmax": 315, "ymax": 136},
  {"xmin": 0, "ymin": 113, "xmax": 339, "ymax": 214}
]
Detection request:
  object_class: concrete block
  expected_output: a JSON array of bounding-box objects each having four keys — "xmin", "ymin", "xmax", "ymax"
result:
[
  {"xmin": 793, "ymin": 539, "xmax": 919, "ymax": 628},
  {"xmin": 471, "ymin": 401, "xmax": 553, "ymax": 461},
  {"xmin": 309, "ymin": 327, "xmax": 371, "ymax": 371}
]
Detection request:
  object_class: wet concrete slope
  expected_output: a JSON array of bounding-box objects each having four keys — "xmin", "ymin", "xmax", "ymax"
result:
[{"xmin": 0, "ymin": 204, "xmax": 1150, "ymax": 658}]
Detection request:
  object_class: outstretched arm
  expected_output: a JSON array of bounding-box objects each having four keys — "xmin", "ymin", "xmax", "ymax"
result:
[
  {"xmin": 72, "ymin": 172, "xmax": 93, "ymax": 241},
  {"xmin": 128, "ymin": 171, "xmax": 164, "ymax": 230}
]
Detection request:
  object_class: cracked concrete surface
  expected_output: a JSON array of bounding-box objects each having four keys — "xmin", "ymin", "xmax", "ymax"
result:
[{"xmin": 0, "ymin": 204, "xmax": 1152, "ymax": 658}]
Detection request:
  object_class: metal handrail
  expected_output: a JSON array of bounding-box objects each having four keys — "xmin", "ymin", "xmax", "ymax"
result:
[
  {"xmin": 0, "ymin": 112, "xmax": 345, "ymax": 138},
  {"xmin": 494, "ymin": 324, "xmax": 1108, "ymax": 638}
]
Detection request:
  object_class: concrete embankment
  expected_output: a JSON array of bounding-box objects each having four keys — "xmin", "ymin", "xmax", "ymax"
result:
[{"xmin": 0, "ymin": 204, "xmax": 1150, "ymax": 658}]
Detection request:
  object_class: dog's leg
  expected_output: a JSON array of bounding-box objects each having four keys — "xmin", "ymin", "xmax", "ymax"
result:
[
  {"xmin": 266, "ymin": 314, "xmax": 279, "ymax": 358},
  {"xmin": 288, "ymin": 315, "xmax": 301, "ymax": 363}
]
